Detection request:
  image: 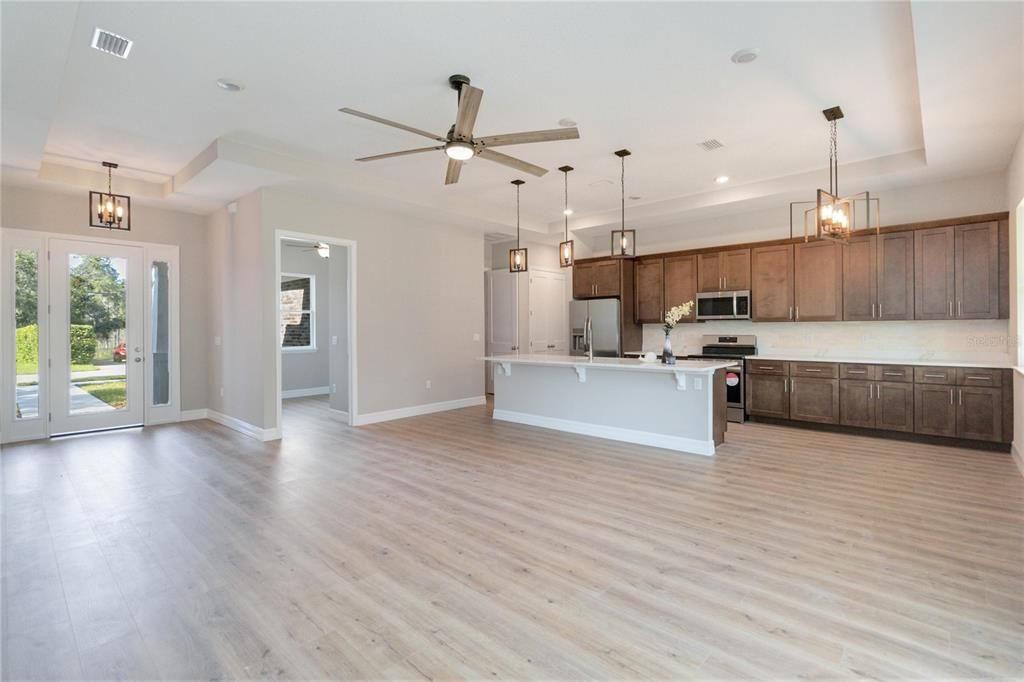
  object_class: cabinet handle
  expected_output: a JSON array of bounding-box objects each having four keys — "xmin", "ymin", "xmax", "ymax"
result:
[
  {"xmin": 958, "ymin": 389, "xmax": 963, "ymax": 406},
  {"xmin": 788, "ymin": 306, "xmax": 793, "ymax": 320},
  {"xmin": 949, "ymin": 388, "xmax": 954, "ymax": 405},
  {"xmin": 848, "ymin": 369, "xmax": 867, "ymax": 374},
  {"xmin": 957, "ymin": 301, "xmax": 962, "ymax": 317},
  {"xmin": 757, "ymin": 366, "xmax": 777, "ymax": 371},
  {"xmin": 803, "ymin": 368, "xmax": 823, "ymax": 372},
  {"xmin": 948, "ymin": 301, "xmax": 953, "ymax": 316},
  {"xmin": 924, "ymin": 373, "xmax": 946, "ymax": 379},
  {"xmin": 965, "ymin": 375, "xmax": 991, "ymax": 381},
  {"xmin": 871, "ymin": 303, "xmax": 876, "ymax": 319},
  {"xmin": 795, "ymin": 306, "xmax": 800, "ymax": 320},
  {"xmin": 783, "ymin": 378, "xmax": 788, "ymax": 393},
  {"xmin": 878, "ymin": 303, "xmax": 883, "ymax": 317},
  {"xmin": 883, "ymin": 371, "xmax": 904, "ymax": 377}
]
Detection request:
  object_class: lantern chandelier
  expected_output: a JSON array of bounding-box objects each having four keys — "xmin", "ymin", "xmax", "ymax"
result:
[
  {"xmin": 508, "ymin": 179, "xmax": 528, "ymax": 272},
  {"xmin": 558, "ymin": 165, "xmax": 574, "ymax": 268},
  {"xmin": 610, "ymin": 149, "xmax": 636, "ymax": 258},
  {"xmin": 791, "ymin": 106, "xmax": 879, "ymax": 242},
  {"xmin": 89, "ymin": 161, "xmax": 131, "ymax": 231}
]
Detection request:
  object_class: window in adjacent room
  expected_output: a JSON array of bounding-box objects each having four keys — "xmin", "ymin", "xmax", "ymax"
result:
[{"xmin": 280, "ymin": 273, "xmax": 315, "ymax": 350}]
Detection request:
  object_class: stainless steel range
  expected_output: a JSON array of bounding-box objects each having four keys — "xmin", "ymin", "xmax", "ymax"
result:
[{"xmin": 687, "ymin": 334, "xmax": 757, "ymax": 423}]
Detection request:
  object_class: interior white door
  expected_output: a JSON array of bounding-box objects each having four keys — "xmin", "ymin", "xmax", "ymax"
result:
[
  {"xmin": 49, "ymin": 239, "xmax": 145, "ymax": 434},
  {"xmin": 487, "ymin": 270, "xmax": 519, "ymax": 352},
  {"xmin": 528, "ymin": 270, "xmax": 567, "ymax": 353}
]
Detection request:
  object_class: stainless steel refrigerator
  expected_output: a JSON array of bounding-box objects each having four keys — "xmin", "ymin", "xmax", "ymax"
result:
[{"xmin": 570, "ymin": 299, "xmax": 622, "ymax": 357}]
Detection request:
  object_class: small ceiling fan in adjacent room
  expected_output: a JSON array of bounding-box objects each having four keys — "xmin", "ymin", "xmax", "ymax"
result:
[{"xmin": 339, "ymin": 74, "xmax": 580, "ymax": 185}]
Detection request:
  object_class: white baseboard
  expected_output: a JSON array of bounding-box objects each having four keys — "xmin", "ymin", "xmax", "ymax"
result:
[
  {"xmin": 492, "ymin": 408, "xmax": 714, "ymax": 457},
  {"xmin": 353, "ymin": 396, "xmax": 485, "ymax": 426},
  {"xmin": 328, "ymin": 407, "xmax": 349, "ymax": 419},
  {"xmin": 1012, "ymin": 442, "xmax": 1024, "ymax": 479},
  {"xmin": 179, "ymin": 409, "xmax": 209, "ymax": 421},
  {"xmin": 282, "ymin": 386, "xmax": 330, "ymax": 399},
  {"xmin": 205, "ymin": 410, "xmax": 282, "ymax": 442}
]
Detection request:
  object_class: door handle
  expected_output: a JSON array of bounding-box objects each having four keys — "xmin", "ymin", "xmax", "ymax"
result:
[{"xmin": 134, "ymin": 357, "xmax": 142, "ymax": 363}]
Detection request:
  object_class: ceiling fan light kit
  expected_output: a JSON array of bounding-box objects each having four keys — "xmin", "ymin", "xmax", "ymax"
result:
[
  {"xmin": 340, "ymin": 74, "xmax": 579, "ymax": 185},
  {"xmin": 610, "ymin": 149, "xmax": 636, "ymax": 259},
  {"xmin": 89, "ymin": 161, "xmax": 131, "ymax": 231},
  {"xmin": 558, "ymin": 165, "xmax": 575, "ymax": 268},
  {"xmin": 509, "ymin": 179, "xmax": 528, "ymax": 273},
  {"xmin": 789, "ymin": 105, "xmax": 880, "ymax": 242}
]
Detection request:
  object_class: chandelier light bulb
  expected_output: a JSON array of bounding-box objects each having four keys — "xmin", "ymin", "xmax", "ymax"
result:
[{"xmin": 563, "ymin": 208, "xmax": 573, "ymax": 216}]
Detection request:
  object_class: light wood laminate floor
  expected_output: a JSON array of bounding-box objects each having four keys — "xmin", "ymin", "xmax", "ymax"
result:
[{"xmin": 2, "ymin": 397, "xmax": 1023, "ymax": 680}]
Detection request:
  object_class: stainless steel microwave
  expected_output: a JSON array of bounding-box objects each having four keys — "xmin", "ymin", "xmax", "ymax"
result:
[{"xmin": 696, "ymin": 290, "xmax": 751, "ymax": 320}]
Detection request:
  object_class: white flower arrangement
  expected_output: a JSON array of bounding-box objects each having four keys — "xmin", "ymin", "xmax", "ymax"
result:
[{"xmin": 663, "ymin": 300, "xmax": 694, "ymax": 333}]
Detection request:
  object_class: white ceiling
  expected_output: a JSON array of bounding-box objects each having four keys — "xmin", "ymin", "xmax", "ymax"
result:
[{"xmin": 2, "ymin": 1, "xmax": 1021, "ymax": 237}]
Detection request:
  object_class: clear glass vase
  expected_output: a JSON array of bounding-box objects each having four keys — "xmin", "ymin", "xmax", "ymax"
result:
[{"xmin": 662, "ymin": 329, "xmax": 676, "ymax": 365}]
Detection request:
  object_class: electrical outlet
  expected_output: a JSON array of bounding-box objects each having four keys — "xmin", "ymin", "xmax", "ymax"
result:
[
  {"xmin": 425, "ymin": 380, "xmax": 432, "ymax": 390},
  {"xmin": 331, "ymin": 335, "xmax": 338, "ymax": 345},
  {"xmin": 219, "ymin": 387, "xmax": 224, "ymax": 397},
  {"xmin": 214, "ymin": 336, "xmax": 221, "ymax": 346},
  {"xmin": 472, "ymin": 333, "xmax": 480, "ymax": 342},
  {"xmin": 331, "ymin": 384, "xmax": 337, "ymax": 393}
]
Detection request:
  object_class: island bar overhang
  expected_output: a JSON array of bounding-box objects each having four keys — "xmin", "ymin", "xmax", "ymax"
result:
[{"xmin": 485, "ymin": 355, "xmax": 737, "ymax": 456}]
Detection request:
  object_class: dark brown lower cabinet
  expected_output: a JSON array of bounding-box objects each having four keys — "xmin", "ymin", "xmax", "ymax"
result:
[
  {"xmin": 956, "ymin": 386, "xmax": 1002, "ymax": 442},
  {"xmin": 876, "ymin": 382, "xmax": 915, "ymax": 432},
  {"xmin": 789, "ymin": 377, "xmax": 839, "ymax": 424},
  {"xmin": 746, "ymin": 373, "xmax": 789, "ymax": 418},
  {"xmin": 839, "ymin": 380, "xmax": 875, "ymax": 428},
  {"xmin": 914, "ymin": 384, "xmax": 957, "ymax": 437}
]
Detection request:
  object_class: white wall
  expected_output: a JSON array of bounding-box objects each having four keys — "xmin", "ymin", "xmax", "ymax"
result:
[
  {"xmin": 280, "ymin": 244, "xmax": 330, "ymax": 392},
  {"xmin": 0, "ymin": 184, "xmax": 209, "ymax": 410}
]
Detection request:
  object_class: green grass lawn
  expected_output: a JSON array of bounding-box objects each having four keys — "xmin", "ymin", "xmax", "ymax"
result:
[
  {"xmin": 79, "ymin": 380, "xmax": 127, "ymax": 409},
  {"xmin": 17, "ymin": 361, "xmax": 98, "ymax": 374}
]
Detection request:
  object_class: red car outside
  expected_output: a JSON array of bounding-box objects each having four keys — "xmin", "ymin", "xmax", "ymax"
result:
[{"xmin": 113, "ymin": 342, "xmax": 127, "ymax": 362}]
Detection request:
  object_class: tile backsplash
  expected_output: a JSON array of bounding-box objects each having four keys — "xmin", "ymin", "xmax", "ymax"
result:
[{"xmin": 641, "ymin": 319, "xmax": 1014, "ymax": 365}]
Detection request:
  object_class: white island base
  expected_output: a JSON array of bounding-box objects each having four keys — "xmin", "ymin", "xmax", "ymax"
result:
[{"xmin": 485, "ymin": 355, "xmax": 737, "ymax": 456}]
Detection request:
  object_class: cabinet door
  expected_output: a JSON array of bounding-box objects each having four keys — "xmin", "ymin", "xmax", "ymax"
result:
[
  {"xmin": 663, "ymin": 255, "xmax": 697, "ymax": 322},
  {"xmin": 634, "ymin": 259, "xmax": 664, "ymax": 323},
  {"xmin": 790, "ymin": 377, "xmax": 839, "ymax": 424},
  {"xmin": 956, "ymin": 386, "xmax": 1002, "ymax": 442},
  {"xmin": 697, "ymin": 252, "xmax": 723, "ymax": 292},
  {"xmin": 877, "ymin": 231, "xmax": 914, "ymax": 320},
  {"xmin": 840, "ymin": 380, "xmax": 875, "ymax": 428},
  {"xmin": 751, "ymin": 245, "xmax": 794, "ymax": 322},
  {"xmin": 794, "ymin": 240, "xmax": 843, "ymax": 321},
  {"xmin": 914, "ymin": 227, "xmax": 955, "ymax": 319},
  {"xmin": 573, "ymin": 263, "xmax": 596, "ymax": 299},
  {"xmin": 746, "ymin": 373, "xmax": 789, "ymax": 418},
  {"xmin": 722, "ymin": 249, "xmax": 751, "ymax": 291},
  {"xmin": 876, "ymin": 382, "xmax": 914, "ymax": 432},
  {"xmin": 592, "ymin": 260, "xmax": 622, "ymax": 297},
  {"xmin": 528, "ymin": 270, "xmax": 567, "ymax": 353},
  {"xmin": 954, "ymin": 222, "xmax": 999, "ymax": 319},
  {"xmin": 914, "ymin": 384, "xmax": 957, "ymax": 436},
  {"xmin": 842, "ymin": 235, "xmax": 877, "ymax": 321}
]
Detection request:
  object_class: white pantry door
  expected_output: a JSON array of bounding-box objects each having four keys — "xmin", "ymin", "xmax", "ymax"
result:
[
  {"xmin": 528, "ymin": 269, "xmax": 567, "ymax": 353},
  {"xmin": 49, "ymin": 239, "xmax": 145, "ymax": 434}
]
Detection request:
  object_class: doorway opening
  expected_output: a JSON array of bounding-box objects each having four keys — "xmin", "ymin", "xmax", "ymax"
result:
[{"xmin": 274, "ymin": 231, "xmax": 356, "ymax": 434}]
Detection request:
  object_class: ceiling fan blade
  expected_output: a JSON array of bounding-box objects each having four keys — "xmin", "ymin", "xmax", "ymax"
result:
[
  {"xmin": 453, "ymin": 85, "xmax": 483, "ymax": 140},
  {"xmin": 338, "ymin": 108, "xmax": 446, "ymax": 142},
  {"xmin": 445, "ymin": 158, "xmax": 463, "ymax": 185},
  {"xmin": 355, "ymin": 146, "xmax": 444, "ymax": 162},
  {"xmin": 476, "ymin": 127, "xmax": 580, "ymax": 148},
  {"xmin": 477, "ymin": 148, "xmax": 548, "ymax": 177}
]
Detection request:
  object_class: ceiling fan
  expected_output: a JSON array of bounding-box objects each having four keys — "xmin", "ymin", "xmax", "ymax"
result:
[{"xmin": 339, "ymin": 74, "xmax": 580, "ymax": 185}]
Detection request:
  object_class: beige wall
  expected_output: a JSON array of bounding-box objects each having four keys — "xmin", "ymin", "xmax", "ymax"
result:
[
  {"xmin": 0, "ymin": 184, "xmax": 209, "ymax": 410},
  {"xmin": 280, "ymin": 244, "xmax": 330, "ymax": 392}
]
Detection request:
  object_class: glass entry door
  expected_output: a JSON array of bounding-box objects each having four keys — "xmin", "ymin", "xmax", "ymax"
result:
[{"xmin": 49, "ymin": 239, "xmax": 144, "ymax": 434}]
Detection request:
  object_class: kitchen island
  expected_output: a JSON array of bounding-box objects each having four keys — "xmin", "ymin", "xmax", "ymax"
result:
[{"xmin": 484, "ymin": 354, "xmax": 739, "ymax": 456}]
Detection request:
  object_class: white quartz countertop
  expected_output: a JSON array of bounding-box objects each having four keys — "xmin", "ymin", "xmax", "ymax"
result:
[
  {"xmin": 748, "ymin": 355, "xmax": 1011, "ymax": 369},
  {"xmin": 483, "ymin": 354, "xmax": 739, "ymax": 374}
]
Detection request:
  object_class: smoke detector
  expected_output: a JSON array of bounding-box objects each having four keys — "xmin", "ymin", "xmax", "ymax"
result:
[
  {"xmin": 90, "ymin": 28, "xmax": 133, "ymax": 59},
  {"xmin": 697, "ymin": 138, "xmax": 725, "ymax": 152}
]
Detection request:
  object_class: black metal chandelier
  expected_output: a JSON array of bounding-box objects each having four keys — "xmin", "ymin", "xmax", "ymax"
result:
[
  {"xmin": 89, "ymin": 161, "xmax": 131, "ymax": 231},
  {"xmin": 508, "ymin": 179, "xmax": 528, "ymax": 272},
  {"xmin": 610, "ymin": 149, "xmax": 635, "ymax": 258},
  {"xmin": 558, "ymin": 165, "xmax": 574, "ymax": 268}
]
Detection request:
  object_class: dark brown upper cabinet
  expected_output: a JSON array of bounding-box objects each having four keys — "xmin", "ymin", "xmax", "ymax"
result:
[
  {"xmin": 634, "ymin": 258, "xmax": 664, "ymax": 324},
  {"xmin": 915, "ymin": 226, "xmax": 956, "ymax": 319},
  {"xmin": 794, "ymin": 240, "xmax": 843, "ymax": 321},
  {"xmin": 751, "ymin": 244, "xmax": 794, "ymax": 322},
  {"xmin": 698, "ymin": 248, "xmax": 750, "ymax": 293},
  {"xmin": 663, "ymin": 255, "xmax": 697, "ymax": 322},
  {"xmin": 954, "ymin": 221, "xmax": 999, "ymax": 319},
  {"xmin": 843, "ymin": 231, "xmax": 914, "ymax": 321},
  {"xmin": 574, "ymin": 259, "xmax": 623, "ymax": 299}
]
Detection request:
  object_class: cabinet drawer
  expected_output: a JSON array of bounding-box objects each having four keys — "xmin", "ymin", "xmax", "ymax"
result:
[
  {"xmin": 955, "ymin": 367, "xmax": 1003, "ymax": 387},
  {"xmin": 839, "ymin": 364, "xmax": 877, "ymax": 380},
  {"xmin": 876, "ymin": 365, "xmax": 913, "ymax": 383},
  {"xmin": 790, "ymin": 362, "xmax": 839, "ymax": 379},
  {"xmin": 914, "ymin": 366, "xmax": 956, "ymax": 385},
  {"xmin": 747, "ymin": 359, "xmax": 787, "ymax": 375}
]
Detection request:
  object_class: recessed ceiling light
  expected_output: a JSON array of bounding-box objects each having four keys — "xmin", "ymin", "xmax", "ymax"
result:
[
  {"xmin": 730, "ymin": 48, "xmax": 760, "ymax": 64},
  {"xmin": 558, "ymin": 118, "xmax": 577, "ymax": 128},
  {"xmin": 216, "ymin": 78, "xmax": 245, "ymax": 92},
  {"xmin": 715, "ymin": 175, "xmax": 730, "ymax": 184}
]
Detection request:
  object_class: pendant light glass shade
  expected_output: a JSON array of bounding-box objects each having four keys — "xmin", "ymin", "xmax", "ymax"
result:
[
  {"xmin": 558, "ymin": 165, "xmax": 574, "ymax": 268},
  {"xmin": 610, "ymin": 149, "xmax": 635, "ymax": 259},
  {"xmin": 508, "ymin": 179, "xmax": 528, "ymax": 273},
  {"xmin": 89, "ymin": 162, "xmax": 131, "ymax": 231}
]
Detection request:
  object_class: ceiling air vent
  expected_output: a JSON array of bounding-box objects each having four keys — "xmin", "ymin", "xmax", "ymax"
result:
[
  {"xmin": 90, "ymin": 28, "xmax": 133, "ymax": 59},
  {"xmin": 697, "ymin": 138, "xmax": 724, "ymax": 151}
]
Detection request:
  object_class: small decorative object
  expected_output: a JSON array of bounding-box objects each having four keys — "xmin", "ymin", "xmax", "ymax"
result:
[
  {"xmin": 89, "ymin": 161, "xmax": 131, "ymax": 231},
  {"xmin": 508, "ymin": 179, "xmax": 528, "ymax": 272},
  {"xmin": 610, "ymin": 149, "xmax": 636, "ymax": 258},
  {"xmin": 662, "ymin": 301, "xmax": 695, "ymax": 365}
]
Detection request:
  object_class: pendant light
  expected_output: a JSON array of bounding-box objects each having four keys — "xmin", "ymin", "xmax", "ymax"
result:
[
  {"xmin": 558, "ymin": 165, "xmax": 574, "ymax": 268},
  {"xmin": 610, "ymin": 149, "xmax": 635, "ymax": 258},
  {"xmin": 508, "ymin": 179, "xmax": 528, "ymax": 272},
  {"xmin": 89, "ymin": 161, "xmax": 131, "ymax": 231},
  {"xmin": 790, "ymin": 106, "xmax": 879, "ymax": 242}
]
